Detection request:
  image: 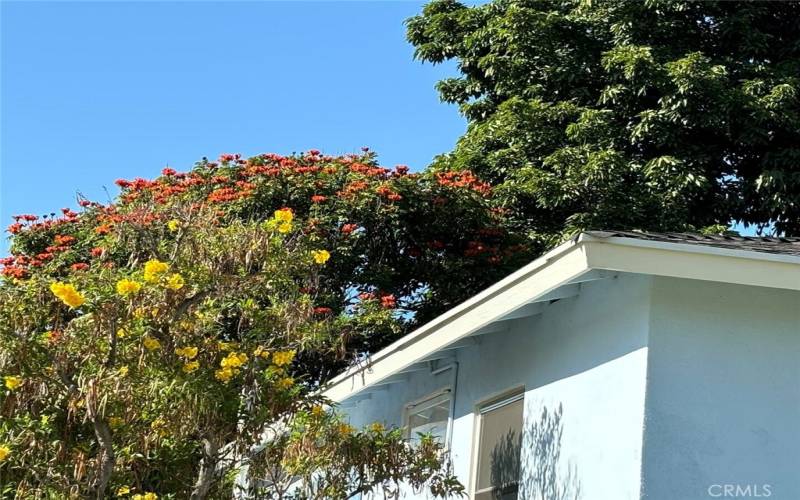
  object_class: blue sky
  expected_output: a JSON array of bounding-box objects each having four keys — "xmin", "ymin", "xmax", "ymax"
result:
[{"xmin": 1, "ymin": 1, "xmax": 466, "ymax": 254}]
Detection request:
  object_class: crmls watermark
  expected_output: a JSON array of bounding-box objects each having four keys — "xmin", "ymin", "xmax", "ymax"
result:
[{"xmin": 707, "ymin": 484, "xmax": 772, "ymax": 497}]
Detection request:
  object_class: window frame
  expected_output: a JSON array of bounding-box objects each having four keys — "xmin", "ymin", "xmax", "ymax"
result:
[
  {"xmin": 402, "ymin": 387, "xmax": 454, "ymax": 448},
  {"xmin": 469, "ymin": 387, "xmax": 526, "ymax": 499}
]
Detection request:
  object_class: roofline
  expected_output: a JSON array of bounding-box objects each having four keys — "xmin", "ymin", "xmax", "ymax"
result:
[
  {"xmin": 323, "ymin": 233, "xmax": 800, "ymax": 403},
  {"xmin": 578, "ymin": 232, "xmax": 800, "ymax": 265},
  {"xmin": 323, "ymin": 236, "xmax": 591, "ymax": 401},
  {"xmin": 580, "ymin": 233, "xmax": 800, "ymax": 290}
]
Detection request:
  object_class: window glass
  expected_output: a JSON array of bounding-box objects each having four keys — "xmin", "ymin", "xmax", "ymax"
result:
[
  {"xmin": 474, "ymin": 394, "xmax": 524, "ymax": 500},
  {"xmin": 406, "ymin": 391, "xmax": 451, "ymax": 444}
]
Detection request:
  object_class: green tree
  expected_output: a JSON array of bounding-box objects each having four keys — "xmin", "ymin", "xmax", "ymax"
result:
[{"xmin": 407, "ymin": 0, "xmax": 800, "ymax": 241}]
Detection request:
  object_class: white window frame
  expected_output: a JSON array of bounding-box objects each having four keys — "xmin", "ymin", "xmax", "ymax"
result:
[
  {"xmin": 402, "ymin": 387, "xmax": 454, "ymax": 448},
  {"xmin": 469, "ymin": 388, "xmax": 525, "ymax": 499}
]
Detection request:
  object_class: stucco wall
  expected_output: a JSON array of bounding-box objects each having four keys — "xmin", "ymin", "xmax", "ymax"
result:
[
  {"xmin": 344, "ymin": 274, "xmax": 651, "ymax": 499},
  {"xmin": 642, "ymin": 278, "xmax": 800, "ymax": 500}
]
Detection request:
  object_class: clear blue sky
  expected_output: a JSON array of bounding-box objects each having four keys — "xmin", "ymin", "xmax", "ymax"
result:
[{"xmin": 1, "ymin": 1, "xmax": 466, "ymax": 254}]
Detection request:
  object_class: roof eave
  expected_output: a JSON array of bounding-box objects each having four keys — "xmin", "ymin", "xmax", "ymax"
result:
[
  {"xmin": 323, "ymin": 234, "xmax": 800, "ymax": 403},
  {"xmin": 323, "ymin": 237, "xmax": 592, "ymax": 402}
]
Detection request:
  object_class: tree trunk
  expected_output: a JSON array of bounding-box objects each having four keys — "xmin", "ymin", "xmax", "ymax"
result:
[
  {"xmin": 190, "ymin": 437, "xmax": 219, "ymax": 500},
  {"xmin": 91, "ymin": 418, "xmax": 115, "ymax": 499}
]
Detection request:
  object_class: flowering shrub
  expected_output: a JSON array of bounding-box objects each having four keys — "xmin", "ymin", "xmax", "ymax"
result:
[{"xmin": 0, "ymin": 150, "xmax": 525, "ymax": 498}]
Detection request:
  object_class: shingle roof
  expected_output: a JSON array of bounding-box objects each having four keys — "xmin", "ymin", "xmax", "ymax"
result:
[{"xmin": 583, "ymin": 230, "xmax": 800, "ymax": 257}]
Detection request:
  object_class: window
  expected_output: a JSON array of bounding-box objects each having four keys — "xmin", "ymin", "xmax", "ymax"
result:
[
  {"xmin": 473, "ymin": 392, "xmax": 524, "ymax": 500},
  {"xmin": 405, "ymin": 390, "xmax": 451, "ymax": 445}
]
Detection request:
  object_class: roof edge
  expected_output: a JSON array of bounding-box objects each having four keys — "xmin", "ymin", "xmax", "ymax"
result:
[
  {"xmin": 579, "ymin": 232, "xmax": 800, "ymax": 265},
  {"xmin": 323, "ymin": 237, "xmax": 591, "ymax": 401},
  {"xmin": 323, "ymin": 232, "xmax": 800, "ymax": 403}
]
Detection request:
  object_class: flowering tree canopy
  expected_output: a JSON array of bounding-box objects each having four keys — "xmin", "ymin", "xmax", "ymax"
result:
[{"xmin": 0, "ymin": 150, "xmax": 527, "ymax": 498}]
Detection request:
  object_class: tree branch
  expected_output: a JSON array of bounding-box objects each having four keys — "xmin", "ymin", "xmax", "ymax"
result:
[
  {"xmin": 190, "ymin": 436, "xmax": 220, "ymax": 500},
  {"xmin": 89, "ymin": 415, "xmax": 115, "ymax": 498},
  {"xmin": 104, "ymin": 316, "xmax": 118, "ymax": 368}
]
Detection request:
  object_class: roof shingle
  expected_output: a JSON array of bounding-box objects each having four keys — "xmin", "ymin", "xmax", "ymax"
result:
[{"xmin": 583, "ymin": 230, "xmax": 800, "ymax": 257}]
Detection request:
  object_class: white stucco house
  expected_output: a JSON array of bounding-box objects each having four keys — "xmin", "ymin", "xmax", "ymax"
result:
[{"xmin": 325, "ymin": 231, "xmax": 800, "ymax": 500}]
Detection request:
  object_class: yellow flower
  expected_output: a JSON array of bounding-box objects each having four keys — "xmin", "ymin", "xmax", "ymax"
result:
[
  {"xmin": 182, "ymin": 361, "xmax": 200, "ymax": 374},
  {"xmin": 116, "ymin": 486, "xmax": 131, "ymax": 496},
  {"xmin": 311, "ymin": 249, "xmax": 331, "ymax": 265},
  {"xmin": 215, "ymin": 367, "xmax": 234, "ymax": 382},
  {"xmin": 253, "ymin": 346, "xmax": 270, "ymax": 359},
  {"xmin": 338, "ymin": 423, "xmax": 354, "ymax": 436},
  {"xmin": 149, "ymin": 418, "xmax": 168, "ymax": 438},
  {"xmin": 217, "ymin": 341, "xmax": 235, "ymax": 351},
  {"xmin": 175, "ymin": 346, "xmax": 198, "ymax": 359},
  {"xmin": 132, "ymin": 492, "xmax": 157, "ymax": 500},
  {"xmin": 277, "ymin": 376, "xmax": 294, "ymax": 389},
  {"xmin": 50, "ymin": 282, "xmax": 86, "ymax": 308},
  {"xmin": 143, "ymin": 259, "xmax": 169, "ymax": 283},
  {"xmin": 118, "ymin": 366, "xmax": 129, "ymax": 377},
  {"xmin": 116, "ymin": 279, "xmax": 142, "ymax": 297},
  {"xmin": 143, "ymin": 336, "xmax": 161, "ymax": 351},
  {"xmin": 116, "ymin": 328, "xmax": 127, "ymax": 338},
  {"xmin": 311, "ymin": 405, "xmax": 324, "ymax": 417},
  {"xmin": 166, "ymin": 219, "xmax": 180, "ymax": 232},
  {"xmin": 4, "ymin": 376, "xmax": 22, "ymax": 391},
  {"xmin": 0, "ymin": 444, "xmax": 10, "ymax": 462},
  {"xmin": 236, "ymin": 352, "xmax": 249, "ymax": 365},
  {"xmin": 166, "ymin": 273, "xmax": 184, "ymax": 291},
  {"xmin": 272, "ymin": 350, "xmax": 296, "ymax": 366},
  {"xmin": 277, "ymin": 221, "xmax": 293, "ymax": 234},
  {"xmin": 220, "ymin": 352, "xmax": 248, "ymax": 368},
  {"xmin": 369, "ymin": 422, "xmax": 385, "ymax": 433},
  {"xmin": 108, "ymin": 417, "xmax": 124, "ymax": 430},
  {"xmin": 273, "ymin": 208, "xmax": 293, "ymax": 223}
]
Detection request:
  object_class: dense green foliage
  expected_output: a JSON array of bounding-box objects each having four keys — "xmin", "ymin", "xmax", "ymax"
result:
[{"xmin": 407, "ymin": 0, "xmax": 800, "ymax": 241}]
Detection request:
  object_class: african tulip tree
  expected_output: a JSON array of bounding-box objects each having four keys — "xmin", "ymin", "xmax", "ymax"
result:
[{"xmin": 0, "ymin": 150, "xmax": 524, "ymax": 498}]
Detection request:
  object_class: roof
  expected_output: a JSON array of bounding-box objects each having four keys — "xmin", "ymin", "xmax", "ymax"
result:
[
  {"xmin": 583, "ymin": 230, "xmax": 800, "ymax": 256},
  {"xmin": 324, "ymin": 231, "xmax": 800, "ymax": 403}
]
